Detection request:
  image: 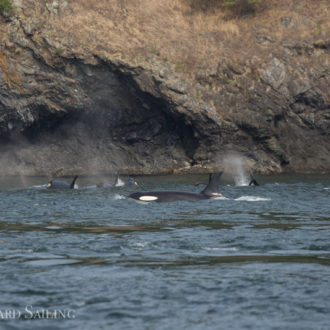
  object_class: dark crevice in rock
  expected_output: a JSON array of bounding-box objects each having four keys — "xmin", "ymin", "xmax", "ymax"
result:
[
  {"xmin": 0, "ymin": 51, "xmax": 202, "ymax": 174},
  {"xmin": 1, "ymin": 10, "xmax": 330, "ymax": 175}
]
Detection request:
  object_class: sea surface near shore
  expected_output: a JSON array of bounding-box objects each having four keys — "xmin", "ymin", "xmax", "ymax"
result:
[{"xmin": 0, "ymin": 174, "xmax": 329, "ymax": 329}]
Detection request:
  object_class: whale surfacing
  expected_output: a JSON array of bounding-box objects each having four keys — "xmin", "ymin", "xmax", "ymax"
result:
[
  {"xmin": 47, "ymin": 175, "xmax": 78, "ymax": 189},
  {"xmin": 129, "ymin": 172, "xmax": 224, "ymax": 203}
]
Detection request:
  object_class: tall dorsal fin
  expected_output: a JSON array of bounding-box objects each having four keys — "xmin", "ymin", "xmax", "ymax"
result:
[
  {"xmin": 113, "ymin": 175, "xmax": 119, "ymax": 186},
  {"xmin": 249, "ymin": 173, "xmax": 259, "ymax": 186},
  {"xmin": 200, "ymin": 172, "xmax": 223, "ymax": 196},
  {"xmin": 70, "ymin": 175, "xmax": 78, "ymax": 189}
]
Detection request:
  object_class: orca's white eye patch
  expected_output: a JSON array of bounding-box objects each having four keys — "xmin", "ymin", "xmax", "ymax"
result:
[{"xmin": 139, "ymin": 196, "xmax": 158, "ymax": 201}]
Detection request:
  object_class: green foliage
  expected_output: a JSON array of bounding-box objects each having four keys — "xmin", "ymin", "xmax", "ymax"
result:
[
  {"xmin": 174, "ymin": 61, "xmax": 189, "ymax": 74},
  {"xmin": 55, "ymin": 46, "xmax": 64, "ymax": 56},
  {"xmin": 223, "ymin": 0, "xmax": 263, "ymax": 7},
  {"xmin": 315, "ymin": 23, "xmax": 322, "ymax": 36},
  {"xmin": 0, "ymin": 0, "xmax": 14, "ymax": 15},
  {"xmin": 150, "ymin": 48, "xmax": 160, "ymax": 56}
]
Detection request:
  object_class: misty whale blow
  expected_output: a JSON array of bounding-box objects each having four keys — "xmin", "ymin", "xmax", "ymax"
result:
[{"xmin": 129, "ymin": 172, "xmax": 225, "ymax": 202}]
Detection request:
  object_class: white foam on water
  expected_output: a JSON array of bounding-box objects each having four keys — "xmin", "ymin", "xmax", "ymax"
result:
[
  {"xmin": 213, "ymin": 196, "xmax": 230, "ymax": 200},
  {"xmin": 45, "ymin": 226, "xmax": 62, "ymax": 230},
  {"xmin": 31, "ymin": 184, "xmax": 47, "ymax": 189},
  {"xmin": 26, "ymin": 259, "xmax": 79, "ymax": 266},
  {"xmin": 132, "ymin": 242, "xmax": 149, "ymax": 248},
  {"xmin": 114, "ymin": 194, "xmax": 126, "ymax": 200},
  {"xmin": 85, "ymin": 185, "xmax": 97, "ymax": 189},
  {"xmin": 235, "ymin": 196, "xmax": 271, "ymax": 202},
  {"xmin": 203, "ymin": 247, "xmax": 239, "ymax": 252}
]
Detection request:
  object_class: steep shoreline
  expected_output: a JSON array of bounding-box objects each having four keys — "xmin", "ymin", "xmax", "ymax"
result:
[{"xmin": 0, "ymin": 0, "xmax": 329, "ymax": 176}]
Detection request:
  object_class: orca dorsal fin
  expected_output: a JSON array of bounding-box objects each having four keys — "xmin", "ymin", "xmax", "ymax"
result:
[
  {"xmin": 200, "ymin": 172, "xmax": 223, "ymax": 196},
  {"xmin": 70, "ymin": 175, "xmax": 78, "ymax": 189},
  {"xmin": 113, "ymin": 175, "xmax": 119, "ymax": 186},
  {"xmin": 249, "ymin": 174, "xmax": 259, "ymax": 186}
]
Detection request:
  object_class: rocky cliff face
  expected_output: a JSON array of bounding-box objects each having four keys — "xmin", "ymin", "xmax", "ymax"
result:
[{"xmin": 0, "ymin": 0, "xmax": 329, "ymax": 176}]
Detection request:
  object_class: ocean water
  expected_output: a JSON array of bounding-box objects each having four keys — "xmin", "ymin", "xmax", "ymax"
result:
[{"xmin": 0, "ymin": 174, "xmax": 330, "ymax": 329}]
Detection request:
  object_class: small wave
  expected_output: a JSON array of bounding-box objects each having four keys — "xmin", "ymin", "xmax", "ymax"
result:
[
  {"xmin": 203, "ymin": 247, "xmax": 238, "ymax": 252},
  {"xmin": 132, "ymin": 242, "xmax": 149, "ymax": 248},
  {"xmin": 44, "ymin": 226, "xmax": 62, "ymax": 230},
  {"xmin": 235, "ymin": 196, "xmax": 271, "ymax": 202},
  {"xmin": 213, "ymin": 196, "xmax": 230, "ymax": 200},
  {"xmin": 72, "ymin": 300, "xmax": 86, "ymax": 308},
  {"xmin": 114, "ymin": 194, "xmax": 126, "ymax": 200},
  {"xmin": 31, "ymin": 184, "xmax": 47, "ymax": 189},
  {"xmin": 25, "ymin": 258, "xmax": 79, "ymax": 266},
  {"xmin": 84, "ymin": 185, "xmax": 97, "ymax": 189},
  {"xmin": 324, "ymin": 188, "xmax": 330, "ymax": 190}
]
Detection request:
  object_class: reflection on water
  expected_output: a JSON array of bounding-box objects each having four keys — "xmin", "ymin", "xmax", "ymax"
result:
[
  {"xmin": 0, "ymin": 221, "xmax": 165, "ymax": 234},
  {"xmin": 12, "ymin": 254, "xmax": 330, "ymax": 268},
  {"xmin": 0, "ymin": 174, "xmax": 330, "ymax": 329}
]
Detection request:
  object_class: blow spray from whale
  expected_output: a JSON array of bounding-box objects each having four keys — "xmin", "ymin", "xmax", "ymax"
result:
[{"xmin": 223, "ymin": 155, "xmax": 259, "ymax": 186}]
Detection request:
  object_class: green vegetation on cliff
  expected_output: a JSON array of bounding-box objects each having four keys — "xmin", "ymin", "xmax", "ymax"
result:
[
  {"xmin": 0, "ymin": 0, "xmax": 14, "ymax": 15},
  {"xmin": 222, "ymin": 0, "xmax": 264, "ymax": 16}
]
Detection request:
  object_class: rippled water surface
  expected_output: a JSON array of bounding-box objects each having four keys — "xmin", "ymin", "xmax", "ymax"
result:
[{"xmin": 0, "ymin": 174, "xmax": 330, "ymax": 329}]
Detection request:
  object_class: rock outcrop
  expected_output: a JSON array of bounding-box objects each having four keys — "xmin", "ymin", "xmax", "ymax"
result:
[{"xmin": 0, "ymin": 0, "xmax": 329, "ymax": 175}]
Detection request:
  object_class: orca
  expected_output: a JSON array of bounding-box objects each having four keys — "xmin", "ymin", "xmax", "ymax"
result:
[
  {"xmin": 129, "ymin": 172, "xmax": 225, "ymax": 203},
  {"xmin": 248, "ymin": 174, "xmax": 259, "ymax": 186},
  {"xmin": 125, "ymin": 177, "xmax": 138, "ymax": 186},
  {"xmin": 47, "ymin": 175, "xmax": 78, "ymax": 189}
]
